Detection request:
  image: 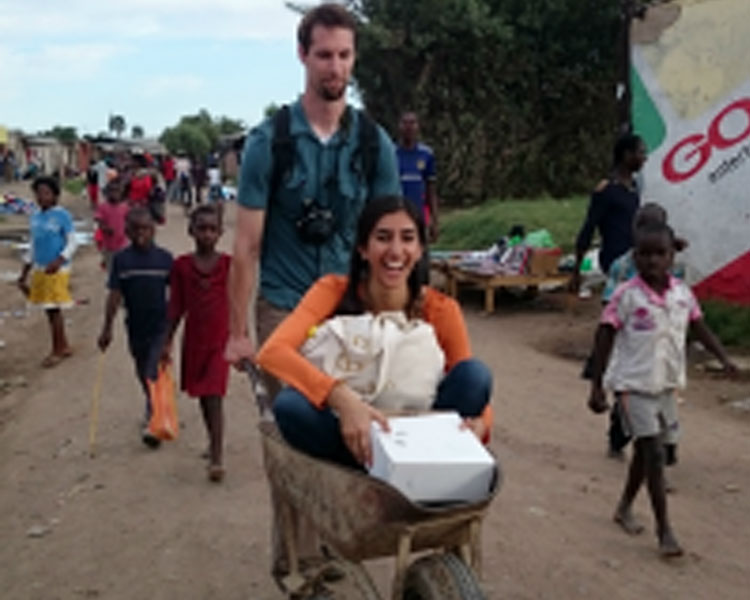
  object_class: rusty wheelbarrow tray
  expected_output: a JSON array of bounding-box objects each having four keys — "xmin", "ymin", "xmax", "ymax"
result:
[{"xmin": 259, "ymin": 422, "xmax": 502, "ymax": 600}]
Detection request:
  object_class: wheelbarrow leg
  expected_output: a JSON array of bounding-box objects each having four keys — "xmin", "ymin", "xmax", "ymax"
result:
[
  {"xmin": 458, "ymin": 543, "xmax": 472, "ymax": 570},
  {"xmin": 469, "ymin": 516, "xmax": 483, "ymax": 576},
  {"xmin": 451, "ymin": 516, "xmax": 483, "ymax": 575},
  {"xmin": 391, "ymin": 530, "xmax": 413, "ymax": 600}
]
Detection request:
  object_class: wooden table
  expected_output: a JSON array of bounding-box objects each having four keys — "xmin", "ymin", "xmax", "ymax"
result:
[{"xmin": 431, "ymin": 259, "xmax": 571, "ymax": 314}]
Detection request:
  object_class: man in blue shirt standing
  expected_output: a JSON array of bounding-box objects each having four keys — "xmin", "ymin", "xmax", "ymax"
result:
[
  {"xmin": 396, "ymin": 111, "xmax": 439, "ymax": 241},
  {"xmin": 226, "ymin": 3, "xmax": 400, "ymax": 412}
]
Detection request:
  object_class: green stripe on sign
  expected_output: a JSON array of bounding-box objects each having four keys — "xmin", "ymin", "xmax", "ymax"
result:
[{"xmin": 631, "ymin": 66, "xmax": 666, "ymax": 152}]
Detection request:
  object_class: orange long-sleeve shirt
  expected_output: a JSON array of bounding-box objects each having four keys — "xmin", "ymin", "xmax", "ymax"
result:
[{"xmin": 256, "ymin": 274, "xmax": 493, "ymax": 439}]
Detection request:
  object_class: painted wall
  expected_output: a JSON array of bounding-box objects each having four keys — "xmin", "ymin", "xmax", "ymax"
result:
[{"xmin": 632, "ymin": 0, "xmax": 750, "ymax": 304}]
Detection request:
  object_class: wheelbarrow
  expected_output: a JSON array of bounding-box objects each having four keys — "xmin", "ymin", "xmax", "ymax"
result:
[{"xmin": 259, "ymin": 421, "xmax": 502, "ymax": 600}]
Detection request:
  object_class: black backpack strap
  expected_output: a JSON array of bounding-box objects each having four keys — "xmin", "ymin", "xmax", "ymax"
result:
[
  {"xmin": 356, "ymin": 109, "xmax": 380, "ymax": 191},
  {"xmin": 270, "ymin": 106, "xmax": 380, "ymax": 201},
  {"xmin": 269, "ymin": 104, "xmax": 293, "ymax": 202}
]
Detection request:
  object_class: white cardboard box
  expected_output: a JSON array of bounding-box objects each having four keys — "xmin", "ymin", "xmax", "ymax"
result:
[{"xmin": 368, "ymin": 412, "xmax": 496, "ymax": 504}]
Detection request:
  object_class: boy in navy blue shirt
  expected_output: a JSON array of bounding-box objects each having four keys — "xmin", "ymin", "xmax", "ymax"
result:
[{"xmin": 98, "ymin": 207, "xmax": 173, "ymax": 448}]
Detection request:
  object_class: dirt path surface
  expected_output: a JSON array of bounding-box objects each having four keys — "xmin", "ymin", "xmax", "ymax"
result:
[{"xmin": 1, "ymin": 185, "xmax": 748, "ymax": 599}]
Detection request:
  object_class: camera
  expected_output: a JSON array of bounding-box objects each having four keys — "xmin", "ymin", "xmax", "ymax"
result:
[{"xmin": 296, "ymin": 199, "xmax": 335, "ymax": 245}]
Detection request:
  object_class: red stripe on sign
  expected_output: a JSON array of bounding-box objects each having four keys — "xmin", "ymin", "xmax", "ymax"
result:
[{"xmin": 694, "ymin": 251, "xmax": 750, "ymax": 305}]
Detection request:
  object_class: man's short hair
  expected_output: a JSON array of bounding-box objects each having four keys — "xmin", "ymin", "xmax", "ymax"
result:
[
  {"xmin": 297, "ymin": 3, "xmax": 357, "ymax": 54},
  {"xmin": 613, "ymin": 133, "xmax": 643, "ymax": 165}
]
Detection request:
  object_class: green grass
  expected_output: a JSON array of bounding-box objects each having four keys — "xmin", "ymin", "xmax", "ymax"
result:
[
  {"xmin": 63, "ymin": 177, "xmax": 85, "ymax": 196},
  {"xmin": 701, "ymin": 300, "xmax": 750, "ymax": 348},
  {"xmin": 436, "ymin": 196, "xmax": 588, "ymax": 252}
]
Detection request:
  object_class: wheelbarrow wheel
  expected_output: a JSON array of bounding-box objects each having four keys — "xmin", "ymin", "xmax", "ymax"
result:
[{"xmin": 403, "ymin": 553, "xmax": 486, "ymax": 600}]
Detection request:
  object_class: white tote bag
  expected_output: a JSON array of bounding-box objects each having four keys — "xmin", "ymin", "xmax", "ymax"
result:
[{"xmin": 301, "ymin": 312, "xmax": 445, "ymax": 411}]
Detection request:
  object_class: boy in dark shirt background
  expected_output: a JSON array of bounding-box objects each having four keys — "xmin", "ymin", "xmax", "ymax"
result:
[
  {"xmin": 571, "ymin": 133, "xmax": 647, "ymax": 458},
  {"xmin": 571, "ymin": 133, "xmax": 646, "ymax": 291},
  {"xmin": 98, "ymin": 207, "xmax": 173, "ymax": 448}
]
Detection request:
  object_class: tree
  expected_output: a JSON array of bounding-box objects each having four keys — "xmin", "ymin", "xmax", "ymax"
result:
[
  {"xmin": 131, "ymin": 125, "xmax": 145, "ymax": 139},
  {"xmin": 160, "ymin": 123, "xmax": 212, "ymax": 160},
  {"xmin": 264, "ymin": 103, "xmax": 281, "ymax": 119},
  {"xmin": 347, "ymin": 0, "xmax": 620, "ymax": 201},
  {"xmin": 216, "ymin": 116, "xmax": 245, "ymax": 136},
  {"xmin": 43, "ymin": 126, "xmax": 78, "ymax": 145},
  {"xmin": 108, "ymin": 114, "xmax": 126, "ymax": 138},
  {"xmin": 159, "ymin": 110, "xmax": 246, "ymax": 158}
]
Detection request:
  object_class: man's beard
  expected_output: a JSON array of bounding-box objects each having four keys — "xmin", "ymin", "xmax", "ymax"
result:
[{"xmin": 318, "ymin": 80, "xmax": 347, "ymax": 102}]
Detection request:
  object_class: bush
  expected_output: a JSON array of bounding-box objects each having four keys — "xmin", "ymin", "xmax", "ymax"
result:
[
  {"xmin": 701, "ymin": 300, "xmax": 750, "ymax": 348},
  {"xmin": 63, "ymin": 177, "xmax": 85, "ymax": 196}
]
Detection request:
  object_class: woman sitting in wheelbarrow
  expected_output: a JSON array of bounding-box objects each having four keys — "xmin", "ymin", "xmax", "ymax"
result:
[{"xmin": 256, "ymin": 195, "xmax": 493, "ymax": 469}]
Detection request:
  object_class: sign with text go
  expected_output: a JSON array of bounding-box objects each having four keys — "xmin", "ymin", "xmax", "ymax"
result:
[{"xmin": 662, "ymin": 98, "xmax": 750, "ymax": 183}]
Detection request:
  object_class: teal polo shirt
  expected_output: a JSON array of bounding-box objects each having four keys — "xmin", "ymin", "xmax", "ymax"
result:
[{"xmin": 237, "ymin": 100, "xmax": 401, "ymax": 310}]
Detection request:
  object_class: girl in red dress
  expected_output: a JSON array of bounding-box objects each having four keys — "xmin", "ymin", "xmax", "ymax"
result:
[{"xmin": 162, "ymin": 205, "xmax": 230, "ymax": 482}]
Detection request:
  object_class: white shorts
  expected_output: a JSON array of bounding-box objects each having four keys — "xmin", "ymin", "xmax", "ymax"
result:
[{"xmin": 616, "ymin": 390, "xmax": 679, "ymax": 444}]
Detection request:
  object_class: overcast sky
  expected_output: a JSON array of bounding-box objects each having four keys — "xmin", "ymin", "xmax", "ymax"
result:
[{"xmin": 0, "ymin": 0, "xmax": 309, "ymax": 137}]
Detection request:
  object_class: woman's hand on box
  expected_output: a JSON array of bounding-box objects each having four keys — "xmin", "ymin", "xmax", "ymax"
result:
[{"xmin": 328, "ymin": 383, "xmax": 389, "ymax": 467}]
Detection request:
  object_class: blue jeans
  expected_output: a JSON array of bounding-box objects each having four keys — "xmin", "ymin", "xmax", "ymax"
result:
[{"xmin": 273, "ymin": 358, "xmax": 492, "ymax": 469}]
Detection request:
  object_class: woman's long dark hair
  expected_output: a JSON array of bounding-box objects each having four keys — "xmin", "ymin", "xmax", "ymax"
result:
[{"xmin": 335, "ymin": 196, "xmax": 427, "ymax": 317}]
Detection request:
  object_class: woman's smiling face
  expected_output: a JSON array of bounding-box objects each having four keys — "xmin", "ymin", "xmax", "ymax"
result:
[{"xmin": 359, "ymin": 209, "xmax": 423, "ymax": 290}]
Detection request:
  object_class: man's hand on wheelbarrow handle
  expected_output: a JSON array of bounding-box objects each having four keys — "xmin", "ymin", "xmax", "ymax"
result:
[
  {"xmin": 225, "ymin": 334, "xmax": 255, "ymax": 370},
  {"xmin": 239, "ymin": 359, "xmax": 271, "ymax": 416}
]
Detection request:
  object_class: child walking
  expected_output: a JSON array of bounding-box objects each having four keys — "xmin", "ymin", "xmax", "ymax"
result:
[
  {"xmin": 17, "ymin": 176, "xmax": 76, "ymax": 367},
  {"xmin": 98, "ymin": 207, "xmax": 173, "ymax": 448},
  {"xmin": 598, "ymin": 203, "xmax": 686, "ymax": 464},
  {"xmin": 94, "ymin": 177, "xmax": 130, "ymax": 273},
  {"xmin": 162, "ymin": 205, "xmax": 230, "ymax": 482},
  {"xmin": 589, "ymin": 221, "xmax": 736, "ymax": 557}
]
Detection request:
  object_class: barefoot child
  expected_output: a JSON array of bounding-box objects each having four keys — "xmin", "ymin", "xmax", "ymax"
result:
[
  {"xmin": 97, "ymin": 207, "xmax": 173, "ymax": 448},
  {"xmin": 17, "ymin": 176, "xmax": 75, "ymax": 367},
  {"xmin": 589, "ymin": 222, "xmax": 737, "ymax": 557},
  {"xmin": 597, "ymin": 203, "xmax": 687, "ymax": 465},
  {"xmin": 162, "ymin": 205, "xmax": 230, "ymax": 482}
]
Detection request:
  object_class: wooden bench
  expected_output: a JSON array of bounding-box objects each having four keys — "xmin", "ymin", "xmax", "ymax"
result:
[{"xmin": 430, "ymin": 250, "xmax": 571, "ymax": 314}]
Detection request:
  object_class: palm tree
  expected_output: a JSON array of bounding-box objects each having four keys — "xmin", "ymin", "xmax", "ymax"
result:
[
  {"xmin": 108, "ymin": 114, "xmax": 126, "ymax": 138},
  {"xmin": 131, "ymin": 125, "xmax": 144, "ymax": 139}
]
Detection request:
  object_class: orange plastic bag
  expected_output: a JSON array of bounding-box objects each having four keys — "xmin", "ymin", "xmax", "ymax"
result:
[{"xmin": 147, "ymin": 365, "xmax": 178, "ymax": 441}]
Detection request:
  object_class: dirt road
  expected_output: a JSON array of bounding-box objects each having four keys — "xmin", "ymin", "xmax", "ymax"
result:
[{"xmin": 1, "ymin": 186, "xmax": 748, "ymax": 599}]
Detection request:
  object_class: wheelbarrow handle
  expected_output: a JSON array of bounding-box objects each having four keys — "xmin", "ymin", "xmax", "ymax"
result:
[
  {"xmin": 239, "ymin": 358, "xmax": 261, "ymax": 383},
  {"xmin": 239, "ymin": 359, "xmax": 270, "ymax": 415}
]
